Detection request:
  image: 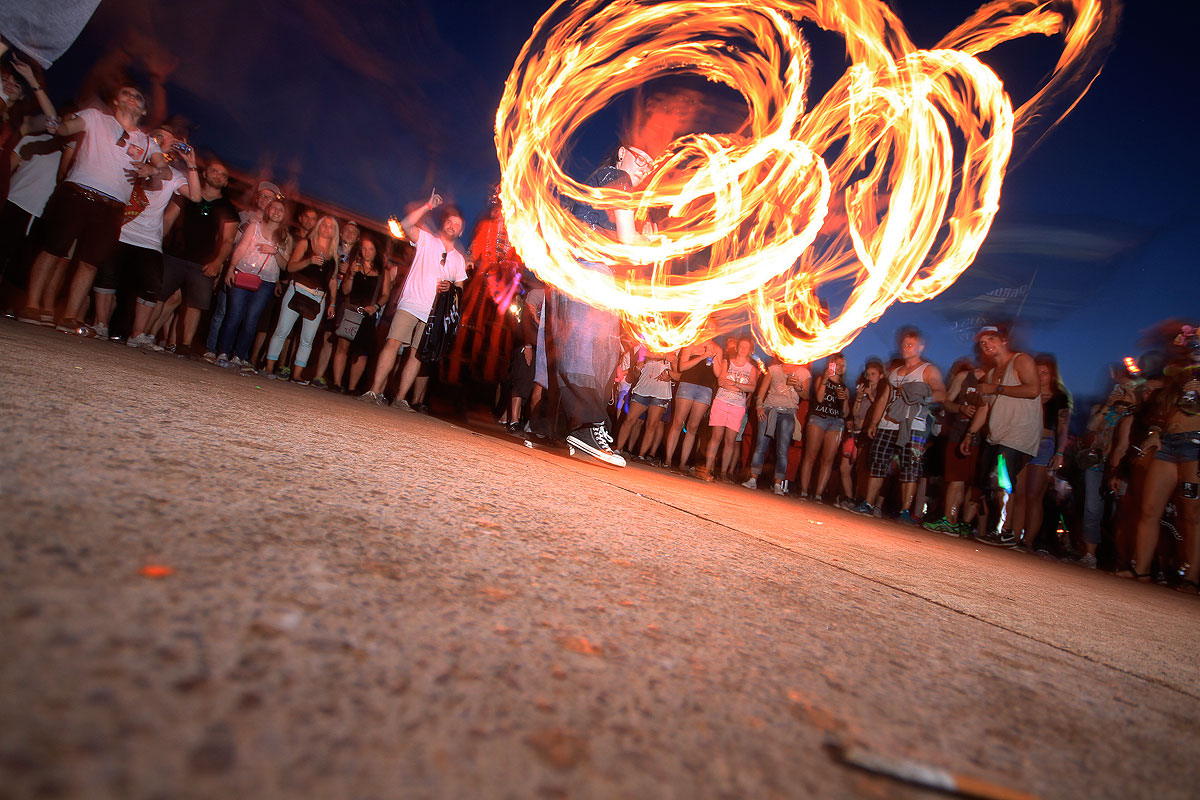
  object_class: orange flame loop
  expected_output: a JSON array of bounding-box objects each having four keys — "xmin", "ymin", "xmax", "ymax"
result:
[{"xmin": 496, "ymin": 0, "xmax": 1116, "ymax": 362}]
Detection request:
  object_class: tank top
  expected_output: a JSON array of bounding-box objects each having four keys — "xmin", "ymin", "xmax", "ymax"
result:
[
  {"xmin": 632, "ymin": 357, "xmax": 673, "ymax": 401},
  {"xmin": 812, "ymin": 378, "xmax": 845, "ymax": 419},
  {"xmin": 680, "ymin": 351, "xmax": 718, "ymax": 390},
  {"xmin": 986, "ymin": 355, "xmax": 1042, "ymax": 456},
  {"xmin": 294, "ymin": 239, "xmax": 336, "ymax": 293},
  {"xmin": 878, "ymin": 363, "xmax": 930, "ymax": 431},
  {"xmin": 345, "ymin": 269, "xmax": 380, "ymax": 307},
  {"xmin": 715, "ymin": 358, "xmax": 756, "ymax": 407},
  {"xmin": 234, "ymin": 222, "xmax": 284, "ymax": 283}
]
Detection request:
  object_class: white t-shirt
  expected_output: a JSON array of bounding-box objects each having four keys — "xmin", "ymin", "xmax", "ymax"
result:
[
  {"xmin": 397, "ymin": 227, "xmax": 468, "ymax": 320},
  {"xmin": 64, "ymin": 107, "xmax": 161, "ymax": 203},
  {"xmin": 119, "ymin": 169, "xmax": 189, "ymax": 251},
  {"xmin": 230, "ymin": 220, "xmax": 285, "ymax": 284},
  {"xmin": 7, "ymin": 134, "xmax": 62, "ymax": 217}
]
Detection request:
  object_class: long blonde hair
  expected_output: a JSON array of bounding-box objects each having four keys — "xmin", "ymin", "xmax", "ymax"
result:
[{"xmin": 308, "ymin": 215, "xmax": 340, "ymax": 263}]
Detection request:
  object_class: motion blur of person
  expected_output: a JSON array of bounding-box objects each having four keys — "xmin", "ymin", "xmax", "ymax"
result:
[
  {"xmin": 699, "ymin": 336, "xmax": 758, "ymax": 481},
  {"xmin": 146, "ymin": 157, "xmax": 238, "ymax": 352},
  {"xmin": 961, "ymin": 325, "xmax": 1042, "ymax": 547},
  {"xmin": 614, "ymin": 350, "xmax": 674, "ymax": 461},
  {"xmin": 330, "ymin": 235, "xmax": 389, "ymax": 393},
  {"xmin": 797, "ymin": 353, "xmax": 850, "ymax": 502},
  {"xmin": 214, "ymin": 197, "xmax": 292, "ymax": 369},
  {"xmin": 535, "ymin": 142, "xmax": 656, "ymax": 467},
  {"xmin": 100, "ymin": 124, "xmax": 201, "ymax": 347},
  {"xmin": 1077, "ymin": 367, "xmax": 1140, "ymax": 564},
  {"xmin": 358, "ymin": 195, "xmax": 467, "ymax": 410},
  {"xmin": 856, "ymin": 329, "xmax": 946, "ymax": 522},
  {"xmin": 837, "ymin": 359, "xmax": 883, "ymax": 509},
  {"xmin": 2, "ymin": 55, "xmax": 58, "ymax": 201},
  {"xmin": 20, "ymin": 83, "xmax": 169, "ymax": 328},
  {"xmin": 663, "ymin": 339, "xmax": 720, "ymax": 471},
  {"xmin": 1121, "ymin": 326, "xmax": 1200, "ymax": 591},
  {"xmin": 923, "ymin": 358, "xmax": 987, "ymax": 536},
  {"xmin": 203, "ymin": 180, "xmax": 280, "ymax": 360},
  {"xmin": 1007, "ymin": 355, "xmax": 1072, "ymax": 552},
  {"xmin": 264, "ymin": 215, "xmax": 339, "ymax": 381},
  {"xmin": 309, "ymin": 219, "xmax": 360, "ymax": 389},
  {"xmin": 743, "ymin": 356, "xmax": 808, "ymax": 494}
]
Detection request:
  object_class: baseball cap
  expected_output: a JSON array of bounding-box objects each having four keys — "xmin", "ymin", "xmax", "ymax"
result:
[
  {"xmin": 974, "ymin": 325, "xmax": 1001, "ymax": 341},
  {"xmin": 257, "ymin": 181, "xmax": 281, "ymax": 196}
]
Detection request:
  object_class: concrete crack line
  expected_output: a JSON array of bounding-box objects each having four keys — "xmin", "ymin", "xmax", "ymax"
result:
[{"xmin": 596, "ymin": 478, "xmax": 1200, "ymax": 704}]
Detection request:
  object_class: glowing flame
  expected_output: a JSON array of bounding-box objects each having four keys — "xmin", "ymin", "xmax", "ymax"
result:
[
  {"xmin": 1123, "ymin": 356, "xmax": 1140, "ymax": 376},
  {"xmin": 387, "ymin": 217, "xmax": 404, "ymax": 240},
  {"xmin": 496, "ymin": 0, "xmax": 1117, "ymax": 362}
]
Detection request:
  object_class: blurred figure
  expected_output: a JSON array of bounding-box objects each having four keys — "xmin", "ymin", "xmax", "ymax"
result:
[
  {"xmin": 837, "ymin": 359, "xmax": 883, "ymax": 509},
  {"xmin": 614, "ymin": 349, "xmax": 674, "ymax": 460},
  {"xmin": 923, "ymin": 357, "xmax": 987, "ymax": 536},
  {"xmin": 2, "ymin": 55, "xmax": 58, "ymax": 201},
  {"xmin": 1009, "ymin": 355, "xmax": 1072, "ymax": 552}
]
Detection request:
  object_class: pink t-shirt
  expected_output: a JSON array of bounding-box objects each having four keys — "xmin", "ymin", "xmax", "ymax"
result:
[
  {"xmin": 397, "ymin": 227, "xmax": 468, "ymax": 320},
  {"xmin": 64, "ymin": 107, "xmax": 161, "ymax": 203}
]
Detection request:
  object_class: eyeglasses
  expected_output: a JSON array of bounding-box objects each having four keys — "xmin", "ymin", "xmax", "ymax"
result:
[
  {"xmin": 116, "ymin": 129, "xmax": 129, "ymax": 148},
  {"xmin": 625, "ymin": 146, "xmax": 653, "ymax": 170}
]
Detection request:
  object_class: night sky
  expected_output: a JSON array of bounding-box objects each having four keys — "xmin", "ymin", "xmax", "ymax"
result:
[{"xmin": 45, "ymin": 0, "xmax": 1197, "ymax": 406}]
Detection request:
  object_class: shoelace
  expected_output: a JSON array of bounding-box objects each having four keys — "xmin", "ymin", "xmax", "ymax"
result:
[{"xmin": 594, "ymin": 423, "xmax": 614, "ymax": 449}]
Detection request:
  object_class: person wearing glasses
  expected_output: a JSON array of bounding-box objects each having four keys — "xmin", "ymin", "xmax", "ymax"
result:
[
  {"xmin": 358, "ymin": 195, "xmax": 466, "ymax": 410},
  {"xmin": 19, "ymin": 82, "xmax": 169, "ymax": 329}
]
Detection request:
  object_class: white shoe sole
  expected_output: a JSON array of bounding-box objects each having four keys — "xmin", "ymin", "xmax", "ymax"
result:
[{"xmin": 565, "ymin": 435, "xmax": 626, "ymax": 468}]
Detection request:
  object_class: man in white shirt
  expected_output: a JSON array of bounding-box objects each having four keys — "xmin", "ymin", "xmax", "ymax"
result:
[
  {"xmin": 358, "ymin": 193, "xmax": 466, "ymax": 410},
  {"xmin": 19, "ymin": 83, "xmax": 169, "ymax": 328}
]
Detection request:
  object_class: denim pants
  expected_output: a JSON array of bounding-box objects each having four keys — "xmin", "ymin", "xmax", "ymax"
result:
[
  {"xmin": 218, "ymin": 281, "xmax": 276, "ymax": 361},
  {"xmin": 267, "ymin": 283, "xmax": 326, "ymax": 367},
  {"xmin": 751, "ymin": 407, "xmax": 797, "ymax": 480},
  {"xmin": 1081, "ymin": 467, "xmax": 1105, "ymax": 546},
  {"xmin": 205, "ymin": 286, "xmax": 228, "ymax": 353}
]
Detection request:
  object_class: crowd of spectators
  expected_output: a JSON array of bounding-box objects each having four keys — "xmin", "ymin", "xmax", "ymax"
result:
[{"xmin": 1, "ymin": 53, "xmax": 1196, "ymax": 596}]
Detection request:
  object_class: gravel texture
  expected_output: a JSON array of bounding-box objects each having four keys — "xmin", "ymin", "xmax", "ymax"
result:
[{"xmin": 2, "ymin": 320, "xmax": 1198, "ymax": 800}]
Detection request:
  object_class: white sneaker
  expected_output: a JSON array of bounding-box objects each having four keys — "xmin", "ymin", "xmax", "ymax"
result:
[
  {"xmin": 741, "ymin": 477, "xmax": 758, "ymax": 489},
  {"xmin": 566, "ymin": 422, "xmax": 626, "ymax": 468},
  {"xmin": 772, "ymin": 482, "xmax": 786, "ymax": 496},
  {"xmin": 126, "ymin": 333, "xmax": 147, "ymax": 348},
  {"xmin": 202, "ymin": 351, "xmax": 219, "ymax": 364}
]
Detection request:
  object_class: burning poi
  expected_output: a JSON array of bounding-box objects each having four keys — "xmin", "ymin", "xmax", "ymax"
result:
[{"xmin": 495, "ymin": 0, "xmax": 1119, "ymax": 362}]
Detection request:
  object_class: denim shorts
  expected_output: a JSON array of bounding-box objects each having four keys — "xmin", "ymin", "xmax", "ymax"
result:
[
  {"xmin": 807, "ymin": 414, "xmax": 845, "ymax": 433},
  {"xmin": 675, "ymin": 382, "xmax": 713, "ymax": 405},
  {"xmin": 630, "ymin": 391, "xmax": 670, "ymax": 409},
  {"xmin": 1029, "ymin": 434, "xmax": 1056, "ymax": 467},
  {"xmin": 1155, "ymin": 431, "xmax": 1200, "ymax": 464}
]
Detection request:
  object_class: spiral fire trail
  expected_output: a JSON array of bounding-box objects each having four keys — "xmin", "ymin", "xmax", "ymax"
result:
[{"xmin": 496, "ymin": 0, "xmax": 1119, "ymax": 362}]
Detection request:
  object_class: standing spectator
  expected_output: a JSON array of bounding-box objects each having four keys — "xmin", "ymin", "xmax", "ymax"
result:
[
  {"xmin": 663, "ymin": 339, "xmax": 721, "ymax": 471},
  {"xmin": 146, "ymin": 157, "xmax": 238, "ymax": 352},
  {"xmin": 251, "ymin": 206, "xmax": 318, "ymax": 367},
  {"xmin": 2, "ymin": 55, "xmax": 58, "ymax": 202},
  {"xmin": 264, "ymin": 215, "xmax": 339, "ymax": 381},
  {"xmin": 699, "ymin": 336, "xmax": 758, "ymax": 481},
  {"xmin": 103, "ymin": 125, "xmax": 201, "ymax": 346},
  {"xmin": 215, "ymin": 197, "xmax": 292, "ymax": 368},
  {"xmin": 962, "ymin": 325, "xmax": 1042, "ymax": 546},
  {"xmin": 743, "ymin": 356, "xmax": 808, "ymax": 494},
  {"xmin": 856, "ymin": 329, "xmax": 946, "ymax": 522},
  {"xmin": 358, "ymin": 195, "xmax": 467, "ymax": 410},
  {"xmin": 203, "ymin": 180, "xmax": 280, "ymax": 360},
  {"xmin": 20, "ymin": 83, "xmax": 169, "ymax": 328},
  {"xmin": 797, "ymin": 353, "xmax": 850, "ymax": 501},
  {"xmin": 837, "ymin": 359, "xmax": 883, "ymax": 508},
  {"xmin": 0, "ymin": 118, "xmax": 67, "ymax": 314},
  {"xmin": 1009, "ymin": 355, "xmax": 1072, "ymax": 551},
  {"xmin": 331, "ymin": 236, "xmax": 389, "ymax": 393},
  {"xmin": 923, "ymin": 358, "xmax": 987, "ymax": 535},
  {"xmin": 309, "ymin": 219, "xmax": 361, "ymax": 388},
  {"xmin": 614, "ymin": 350, "xmax": 674, "ymax": 460}
]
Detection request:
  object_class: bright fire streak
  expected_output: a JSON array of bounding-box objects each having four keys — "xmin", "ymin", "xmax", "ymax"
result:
[{"xmin": 496, "ymin": 0, "xmax": 1117, "ymax": 362}]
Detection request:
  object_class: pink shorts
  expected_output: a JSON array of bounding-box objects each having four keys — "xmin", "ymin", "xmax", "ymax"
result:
[{"xmin": 709, "ymin": 398, "xmax": 746, "ymax": 430}]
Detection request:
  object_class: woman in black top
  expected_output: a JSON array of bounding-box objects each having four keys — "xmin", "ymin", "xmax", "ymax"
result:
[
  {"xmin": 663, "ymin": 339, "xmax": 720, "ymax": 470},
  {"xmin": 331, "ymin": 236, "xmax": 389, "ymax": 393},
  {"xmin": 265, "ymin": 215, "xmax": 339, "ymax": 381}
]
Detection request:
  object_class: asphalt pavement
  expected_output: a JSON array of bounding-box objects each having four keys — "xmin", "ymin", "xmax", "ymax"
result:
[{"xmin": 2, "ymin": 320, "xmax": 1198, "ymax": 800}]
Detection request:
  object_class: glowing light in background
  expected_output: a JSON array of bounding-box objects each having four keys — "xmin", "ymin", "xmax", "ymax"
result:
[
  {"xmin": 496, "ymin": 0, "xmax": 1118, "ymax": 362},
  {"xmin": 387, "ymin": 217, "xmax": 405, "ymax": 240}
]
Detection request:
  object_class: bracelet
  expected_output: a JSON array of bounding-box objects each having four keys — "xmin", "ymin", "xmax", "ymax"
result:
[
  {"xmin": 187, "ymin": 166, "xmax": 198, "ymax": 171},
  {"xmin": 996, "ymin": 384, "xmax": 1005, "ymax": 395}
]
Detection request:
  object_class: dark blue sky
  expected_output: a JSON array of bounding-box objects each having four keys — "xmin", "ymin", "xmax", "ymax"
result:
[{"xmin": 48, "ymin": 0, "xmax": 1196, "ymax": 402}]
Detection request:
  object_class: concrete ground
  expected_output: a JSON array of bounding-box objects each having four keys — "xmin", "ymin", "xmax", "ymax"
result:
[{"xmin": 1, "ymin": 319, "xmax": 1198, "ymax": 800}]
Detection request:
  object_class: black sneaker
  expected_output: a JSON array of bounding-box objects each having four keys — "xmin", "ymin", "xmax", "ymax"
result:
[
  {"xmin": 566, "ymin": 422, "xmax": 626, "ymax": 468},
  {"xmin": 975, "ymin": 529, "xmax": 1019, "ymax": 548}
]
